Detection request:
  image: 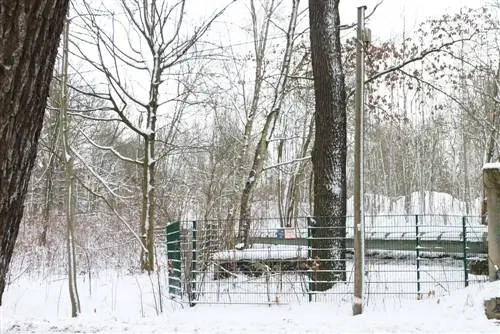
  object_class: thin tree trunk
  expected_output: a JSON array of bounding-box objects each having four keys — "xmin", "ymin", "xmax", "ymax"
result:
[
  {"xmin": 237, "ymin": 113, "xmax": 275, "ymax": 247},
  {"xmin": 62, "ymin": 99, "xmax": 81, "ymax": 318},
  {"xmin": 309, "ymin": 0, "xmax": 347, "ymax": 290},
  {"xmin": 39, "ymin": 112, "xmax": 60, "ymax": 246},
  {"xmin": 0, "ymin": 0, "xmax": 70, "ymax": 305},
  {"xmin": 61, "ymin": 18, "xmax": 81, "ymax": 317},
  {"xmin": 285, "ymin": 116, "xmax": 314, "ymax": 226},
  {"xmin": 140, "ymin": 136, "xmax": 156, "ymax": 272},
  {"xmin": 140, "ymin": 34, "xmax": 160, "ymax": 271}
]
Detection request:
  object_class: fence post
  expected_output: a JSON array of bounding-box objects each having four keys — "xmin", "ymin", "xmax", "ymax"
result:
[
  {"xmin": 462, "ymin": 216, "xmax": 469, "ymax": 287},
  {"xmin": 307, "ymin": 216, "xmax": 313, "ymax": 302},
  {"xmin": 191, "ymin": 220, "xmax": 197, "ymax": 305},
  {"xmin": 415, "ymin": 215, "xmax": 421, "ymax": 299}
]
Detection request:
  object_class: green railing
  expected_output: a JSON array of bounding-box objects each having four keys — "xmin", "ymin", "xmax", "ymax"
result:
[{"xmin": 164, "ymin": 215, "xmax": 488, "ymax": 305}]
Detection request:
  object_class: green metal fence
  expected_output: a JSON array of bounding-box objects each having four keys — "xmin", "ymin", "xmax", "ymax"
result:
[
  {"xmin": 165, "ymin": 222, "xmax": 181, "ymax": 297},
  {"xmin": 164, "ymin": 215, "xmax": 488, "ymax": 305}
]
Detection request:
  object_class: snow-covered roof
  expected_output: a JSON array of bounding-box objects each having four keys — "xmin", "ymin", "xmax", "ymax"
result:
[
  {"xmin": 213, "ymin": 244, "xmax": 308, "ymax": 261},
  {"xmin": 483, "ymin": 162, "xmax": 500, "ymax": 170}
]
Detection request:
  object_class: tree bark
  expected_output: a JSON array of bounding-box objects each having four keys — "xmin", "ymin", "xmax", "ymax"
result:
[
  {"xmin": 0, "ymin": 0, "xmax": 69, "ymax": 305},
  {"xmin": 308, "ymin": 0, "xmax": 347, "ymax": 291}
]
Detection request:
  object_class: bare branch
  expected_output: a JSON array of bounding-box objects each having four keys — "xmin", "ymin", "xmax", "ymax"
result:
[
  {"xmin": 339, "ymin": 0, "xmax": 384, "ymax": 30},
  {"xmin": 78, "ymin": 130, "xmax": 142, "ymax": 165},
  {"xmin": 263, "ymin": 156, "xmax": 311, "ymax": 172},
  {"xmin": 73, "ymin": 173, "xmax": 148, "ymax": 254},
  {"xmin": 346, "ymin": 36, "xmax": 480, "ymax": 100},
  {"xmin": 397, "ymin": 68, "xmax": 499, "ymax": 134},
  {"xmin": 71, "ymin": 145, "xmax": 135, "ymax": 199}
]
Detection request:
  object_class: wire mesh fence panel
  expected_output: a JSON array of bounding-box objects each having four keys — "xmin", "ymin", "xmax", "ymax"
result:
[{"xmin": 163, "ymin": 215, "xmax": 488, "ymax": 305}]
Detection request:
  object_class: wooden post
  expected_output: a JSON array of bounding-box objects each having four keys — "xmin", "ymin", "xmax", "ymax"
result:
[{"xmin": 483, "ymin": 163, "xmax": 500, "ymax": 281}]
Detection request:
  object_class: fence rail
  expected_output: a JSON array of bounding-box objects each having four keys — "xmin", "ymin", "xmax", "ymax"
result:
[{"xmin": 164, "ymin": 215, "xmax": 488, "ymax": 305}]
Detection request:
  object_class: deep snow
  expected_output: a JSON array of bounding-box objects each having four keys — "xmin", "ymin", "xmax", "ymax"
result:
[{"xmin": 1, "ymin": 271, "xmax": 498, "ymax": 333}]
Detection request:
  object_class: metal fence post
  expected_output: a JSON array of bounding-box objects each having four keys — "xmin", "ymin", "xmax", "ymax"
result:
[
  {"xmin": 462, "ymin": 216, "xmax": 469, "ymax": 287},
  {"xmin": 307, "ymin": 216, "xmax": 313, "ymax": 302},
  {"xmin": 191, "ymin": 220, "xmax": 198, "ymax": 305},
  {"xmin": 415, "ymin": 215, "xmax": 421, "ymax": 299}
]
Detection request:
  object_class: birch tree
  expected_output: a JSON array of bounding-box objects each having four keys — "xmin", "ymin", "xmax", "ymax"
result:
[
  {"xmin": 220, "ymin": 0, "xmax": 279, "ymax": 247},
  {"xmin": 236, "ymin": 0, "xmax": 301, "ymax": 248}
]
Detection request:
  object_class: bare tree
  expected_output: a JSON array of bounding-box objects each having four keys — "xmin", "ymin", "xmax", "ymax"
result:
[
  {"xmin": 72, "ymin": 0, "xmax": 230, "ymax": 271},
  {"xmin": 236, "ymin": 0, "xmax": 301, "ymax": 248},
  {"xmin": 221, "ymin": 0, "xmax": 279, "ymax": 248},
  {"xmin": 60, "ymin": 18, "xmax": 81, "ymax": 317}
]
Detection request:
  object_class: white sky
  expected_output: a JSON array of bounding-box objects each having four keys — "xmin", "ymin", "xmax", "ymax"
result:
[
  {"xmin": 198, "ymin": 0, "xmax": 488, "ymax": 42},
  {"xmin": 344, "ymin": 0, "xmax": 487, "ymax": 40}
]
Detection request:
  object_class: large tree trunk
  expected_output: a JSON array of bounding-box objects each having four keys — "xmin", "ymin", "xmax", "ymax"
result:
[
  {"xmin": 308, "ymin": 0, "xmax": 347, "ymax": 291},
  {"xmin": 0, "ymin": 0, "xmax": 69, "ymax": 305}
]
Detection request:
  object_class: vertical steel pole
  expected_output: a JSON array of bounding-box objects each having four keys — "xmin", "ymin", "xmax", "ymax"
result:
[
  {"xmin": 191, "ymin": 221, "xmax": 197, "ymax": 305},
  {"xmin": 462, "ymin": 216, "xmax": 469, "ymax": 287},
  {"xmin": 307, "ymin": 217, "xmax": 313, "ymax": 302},
  {"xmin": 416, "ymin": 215, "xmax": 421, "ymax": 299},
  {"xmin": 353, "ymin": 5, "xmax": 366, "ymax": 316}
]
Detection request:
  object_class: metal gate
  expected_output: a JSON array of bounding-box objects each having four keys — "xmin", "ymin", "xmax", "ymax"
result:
[{"xmin": 164, "ymin": 215, "xmax": 488, "ymax": 305}]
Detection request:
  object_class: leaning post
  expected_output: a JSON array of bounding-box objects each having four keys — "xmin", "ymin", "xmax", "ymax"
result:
[{"xmin": 483, "ymin": 162, "xmax": 500, "ymax": 281}]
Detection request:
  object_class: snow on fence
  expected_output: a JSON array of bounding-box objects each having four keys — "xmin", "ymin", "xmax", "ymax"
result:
[{"xmin": 163, "ymin": 215, "xmax": 488, "ymax": 305}]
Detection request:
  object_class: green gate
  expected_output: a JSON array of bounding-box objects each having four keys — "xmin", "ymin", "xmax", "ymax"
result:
[
  {"xmin": 165, "ymin": 221, "xmax": 198, "ymax": 304},
  {"xmin": 166, "ymin": 222, "xmax": 181, "ymax": 298}
]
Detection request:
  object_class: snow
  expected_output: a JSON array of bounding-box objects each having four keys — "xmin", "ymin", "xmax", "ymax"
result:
[
  {"xmin": 234, "ymin": 242, "xmax": 245, "ymax": 250},
  {"xmin": 327, "ymin": 180, "xmax": 343, "ymax": 197},
  {"xmin": 142, "ymin": 127, "xmax": 154, "ymax": 136},
  {"xmin": 250, "ymin": 191, "xmax": 486, "ymax": 232},
  {"xmin": 2, "ymin": 190, "xmax": 497, "ymax": 332},
  {"xmin": 1, "ymin": 271, "xmax": 499, "ymax": 333},
  {"xmin": 247, "ymin": 191, "xmax": 488, "ymax": 243},
  {"xmin": 213, "ymin": 244, "xmax": 308, "ymax": 261},
  {"xmin": 483, "ymin": 162, "xmax": 500, "ymax": 170}
]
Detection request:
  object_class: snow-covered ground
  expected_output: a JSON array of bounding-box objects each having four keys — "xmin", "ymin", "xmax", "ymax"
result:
[
  {"xmin": 2, "ymin": 192, "xmax": 495, "ymax": 333},
  {"xmin": 1, "ymin": 270, "xmax": 498, "ymax": 333}
]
